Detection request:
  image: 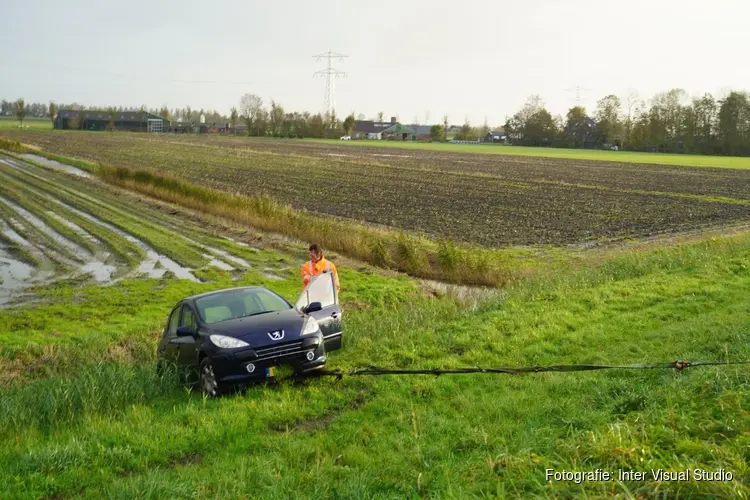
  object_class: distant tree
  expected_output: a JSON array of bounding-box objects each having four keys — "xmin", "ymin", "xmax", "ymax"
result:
[
  {"xmin": 0, "ymin": 99, "xmax": 10, "ymax": 116},
  {"xmin": 430, "ymin": 124, "xmax": 444, "ymax": 142},
  {"xmin": 269, "ymin": 100, "xmax": 284, "ymax": 136},
  {"xmin": 49, "ymin": 102, "xmax": 57, "ymax": 127},
  {"xmin": 309, "ymin": 113, "xmax": 325, "ymax": 138},
  {"xmin": 624, "ymin": 90, "xmax": 640, "ymax": 146},
  {"xmin": 14, "ymin": 98, "xmax": 26, "ymax": 127},
  {"xmin": 443, "ymin": 115, "xmax": 448, "ymax": 140},
  {"xmin": 524, "ymin": 108, "xmax": 557, "ymax": 146},
  {"xmin": 377, "ymin": 111, "xmax": 384, "ymax": 122},
  {"xmin": 328, "ymin": 108, "xmax": 339, "ymax": 138},
  {"xmin": 480, "ymin": 117, "xmax": 490, "ymax": 138},
  {"xmin": 504, "ymin": 95, "xmax": 544, "ymax": 142},
  {"xmin": 717, "ymin": 91, "xmax": 750, "ymax": 156},
  {"xmin": 159, "ymin": 106, "xmax": 170, "ymax": 121},
  {"xmin": 692, "ymin": 93, "xmax": 717, "ymax": 153},
  {"xmin": 184, "ymin": 106, "xmax": 194, "ymax": 131},
  {"xmin": 230, "ymin": 106, "xmax": 238, "ymax": 134},
  {"xmin": 343, "ymin": 113, "xmax": 356, "ymax": 136},
  {"xmin": 562, "ymin": 106, "xmax": 590, "ymax": 148},
  {"xmin": 455, "ymin": 118, "xmax": 472, "ymax": 140},
  {"xmin": 595, "ymin": 95, "xmax": 625, "ymax": 145},
  {"xmin": 357, "ymin": 113, "xmax": 365, "ymax": 120},
  {"xmin": 239, "ymin": 93, "xmax": 263, "ymax": 136},
  {"xmin": 255, "ymin": 109, "xmax": 269, "ymax": 136}
]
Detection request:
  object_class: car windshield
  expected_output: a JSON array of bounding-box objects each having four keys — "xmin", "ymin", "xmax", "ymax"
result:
[{"xmin": 195, "ymin": 288, "xmax": 292, "ymax": 325}]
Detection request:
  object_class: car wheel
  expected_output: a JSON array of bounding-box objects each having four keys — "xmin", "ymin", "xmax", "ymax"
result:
[{"xmin": 198, "ymin": 358, "xmax": 222, "ymax": 397}]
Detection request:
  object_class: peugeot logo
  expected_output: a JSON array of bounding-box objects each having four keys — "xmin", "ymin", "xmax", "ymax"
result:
[{"xmin": 268, "ymin": 329, "xmax": 284, "ymax": 341}]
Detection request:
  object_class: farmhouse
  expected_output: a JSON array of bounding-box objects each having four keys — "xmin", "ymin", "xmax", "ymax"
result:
[
  {"xmin": 352, "ymin": 117, "xmax": 397, "ymax": 139},
  {"xmin": 381, "ymin": 123, "xmax": 416, "ymax": 141},
  {"xmin": 406, "ymin": 124, "xmax": 433, "ymax": 141},
  {"xmin": 485, "ymin": 129, "xmax": 508, "ymax": 143},
  {"xmin": 54, "ymin": 109, "xmax": 168, "ymax": 132}
]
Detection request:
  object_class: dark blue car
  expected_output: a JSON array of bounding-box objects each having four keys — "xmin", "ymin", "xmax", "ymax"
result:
[{"xmin": 157, "ymin": 273, "xmax": 343, "ymax": 396}]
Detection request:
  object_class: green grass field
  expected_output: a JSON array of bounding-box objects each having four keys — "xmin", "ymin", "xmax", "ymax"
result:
[
  {"xmin": 1, "ymin": 226, "xmax": 749, "ymax": 498},
  {"xmin": 0, "ymin": 117, "xmax": 52, "ymax": 131},
  {"xmin": 305, "ymin": 138, "xmax": 750, "ymax": 170},
  {"xmin": 0, "ymin": 137, "xmax": 748, "ymax": 497}
]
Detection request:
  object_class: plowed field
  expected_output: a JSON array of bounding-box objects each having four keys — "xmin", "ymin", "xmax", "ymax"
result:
[{"xmin": 5, "ymin": 132, "xmax": 750, "ymax": 246}]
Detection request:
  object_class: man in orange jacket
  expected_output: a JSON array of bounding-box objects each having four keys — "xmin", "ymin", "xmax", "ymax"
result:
[{"xmin": 301, "ymin": 243, "xmax": 340, "ymax": 293}]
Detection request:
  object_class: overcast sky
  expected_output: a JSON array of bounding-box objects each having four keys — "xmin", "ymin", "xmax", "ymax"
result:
[{"xmin": 2, "ymin": 0, "xmax": 749, "ymax": 125}]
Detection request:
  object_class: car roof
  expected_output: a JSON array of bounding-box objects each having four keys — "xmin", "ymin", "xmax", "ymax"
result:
[{"xmin": 184, "ymin": 285, "xmax": 268, "ymax": 302}]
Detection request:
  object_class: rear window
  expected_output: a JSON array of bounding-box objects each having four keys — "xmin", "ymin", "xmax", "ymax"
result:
[{"xmin": 196, "ymin": 288, "xmax": 291, "ymax": 324}]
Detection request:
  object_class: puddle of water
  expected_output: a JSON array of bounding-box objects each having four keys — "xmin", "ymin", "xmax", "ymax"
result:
[
  {"xmin": 221, "ymin": 236, "xmax": 250, "ymax": 247},
  {"xmin": 2, "ymin": 226, "xmax": 29, "ymax": 247},
  {"xmin": 371, "ymin": 153, "xmax": 411, "ymax": 158},
  {"xmin": 51, "ymin": 199, "xmax": 199, "ymax": 282},
  {"xmin": 19, "ymin": 154, "xmax": 92, "ymax": 178},
  {"xmin": 80, "ymin": 260, "xmax": 118, "ymax": 282},
  {"xmin": 326, "ymin": 153, "xmax": 350, "ymax": 157},
  {"xmin": 47, "ymin": 212, "xmax": 101, "ymax": 245},
  {"xmin": 201, "ymin": 245, "xmax": 251, "ymax": 269},
  {"xmin": 0, "ymin": 196, "xmax": 91, "ymax": 260},
  {"xmin": 0, "ymin": 254, "xmax": 33, "ymax": 287},
  {"xmin": 202, "ymin": 253, "xmax": 234, "ymax": 271},
  {"xmin": 0, "ymin": 249, "xmax": 35, "ymax": 306}
]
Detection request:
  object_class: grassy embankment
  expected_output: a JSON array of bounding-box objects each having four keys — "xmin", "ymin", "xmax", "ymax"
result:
[{"xmin": 0, "ymin": 220, "xmax": 748, "ymax": 497}]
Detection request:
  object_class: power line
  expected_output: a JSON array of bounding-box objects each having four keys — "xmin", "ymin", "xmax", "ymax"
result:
[{"xmin": 313, "ymin": 50, "xmax": 347, "ymax": 118}]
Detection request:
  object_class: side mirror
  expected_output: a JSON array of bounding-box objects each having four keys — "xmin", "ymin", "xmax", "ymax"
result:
[
  {"xmin": 305, "ymin": 302, "xmax": 323, "ymax": 314},
  {"xmin": 176, "ymin": 325, "xmax": 194, "ymax": 337}
]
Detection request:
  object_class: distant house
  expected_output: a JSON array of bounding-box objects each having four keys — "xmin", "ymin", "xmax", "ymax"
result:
[
  {"xmin": 200, "ymin": 122, "xmax": 230, "ymax": 134},
  {"xmin": 447, "ymin": 125, "xmax": 461, "ymax": 133},
  {"xmin": 352, "ymin": 116, "xmax": 397, "ymax": 139},
  {"xmin": 485, "ymin": 129, "xmax": 508, "ymax": 143},
  {"xmin": 381, "ymin": 123, "xmax": 416, "ymax": 141},
  {"xmin": 54, "ymin": 110, "xmax": 168, "ymax": 132},
  {"xmin": 406, "ymin": 124, "xmax": 433, "ymax": 141}
]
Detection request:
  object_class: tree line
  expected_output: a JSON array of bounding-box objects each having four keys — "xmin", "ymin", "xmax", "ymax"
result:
[
  {"xmin": 502, "ymin": 89, "xmax": 750, "ymax": 156},
  {"xmin": 6, "ymin": 88, "xmax": 750, "ymax": 156}
]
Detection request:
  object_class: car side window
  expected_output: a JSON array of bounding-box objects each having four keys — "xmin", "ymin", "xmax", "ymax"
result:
[
  {"xmin": 166, "ymin": 307, "xmax": 181, "ymax": 338},
  {"xmin": 296, "ymin": 273, "xmax": 335, "ymax": 311},
  {"xmin": 180, "ymin": 304, "xmax": 196, "ymax": 331}
]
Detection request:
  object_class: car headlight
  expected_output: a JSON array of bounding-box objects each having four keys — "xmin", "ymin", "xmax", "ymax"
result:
[
  {"xmin": 301, "ymin": 317, "xmax": 320, "ymax": 335},
  {"xmin": 209, "ymin": 335, "xmax": 249, "ymax": 349}
]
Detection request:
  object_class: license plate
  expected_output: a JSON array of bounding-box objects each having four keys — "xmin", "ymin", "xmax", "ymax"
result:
[{"xmin": 265, "ymin": 366, "xmax": 275, "ymax": 377}]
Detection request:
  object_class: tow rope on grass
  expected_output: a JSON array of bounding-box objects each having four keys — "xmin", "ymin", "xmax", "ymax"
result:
[{"xmin": 312, "ymin": 360, "xmax": 750, "ymax": 381}]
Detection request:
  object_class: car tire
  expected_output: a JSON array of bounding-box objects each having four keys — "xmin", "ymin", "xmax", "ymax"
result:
[{"xmin": 198, "ymin": 358, "xmax": 223, "ymax": 397}]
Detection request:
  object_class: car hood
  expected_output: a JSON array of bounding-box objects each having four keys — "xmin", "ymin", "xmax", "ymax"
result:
[{"xmin": 204, "ymin": 308, "xmax": 308, "ymax": 347}]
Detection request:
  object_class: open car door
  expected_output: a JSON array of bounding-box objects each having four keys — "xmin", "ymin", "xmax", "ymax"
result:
[{"xmin": 295, "ymin": 272, "xmax": 343, "ymax": 351}]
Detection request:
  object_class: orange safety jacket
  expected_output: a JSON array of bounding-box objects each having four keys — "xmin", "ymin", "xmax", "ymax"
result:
[{"xmin": 301, "ymin": 257, "xmax": 340, "ymax": 292}]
